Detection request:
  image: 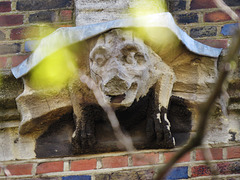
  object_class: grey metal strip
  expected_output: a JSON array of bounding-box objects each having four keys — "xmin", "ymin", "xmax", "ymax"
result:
[{"xmin": 11, "ymin": 12, "xmax": 222, "ymax": 78}]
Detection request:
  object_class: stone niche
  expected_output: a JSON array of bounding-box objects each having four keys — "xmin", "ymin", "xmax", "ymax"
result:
[{"xmin": 12, "ymin": 26, "xmax": 221, "ymax": 158}]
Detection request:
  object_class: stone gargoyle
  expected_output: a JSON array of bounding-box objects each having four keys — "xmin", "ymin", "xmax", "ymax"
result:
[{"xmin": 11, "ymin": 13, "xmax": 222, "ymax": 154}]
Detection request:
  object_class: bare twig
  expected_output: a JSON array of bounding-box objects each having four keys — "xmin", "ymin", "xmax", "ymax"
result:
[
  {"xmin": 0, "ymin": 165, "xmax": 11, "ymax": 176},
  {"xmin": 155, "ymin": 29, "xmax": 240, "ymax": 180},
  {"xmin": 214, "ymin": 0, "xmax": 240, "ymax": 25},
  {"xmin": 202, "ymin": 146, "xmax": 219, "ymax": 177},
  {"xmin": 80, "ymin": 75, "xmax": 136, "ymax": 152}
]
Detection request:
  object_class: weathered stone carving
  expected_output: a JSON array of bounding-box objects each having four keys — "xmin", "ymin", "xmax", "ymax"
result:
[
  {"xmin": 69, "ymin": 29, "xmax": 177, "ymax": 151},
  {"xmin": 16, "ymin": 27, "xmax": 221, "ymax": 154}
]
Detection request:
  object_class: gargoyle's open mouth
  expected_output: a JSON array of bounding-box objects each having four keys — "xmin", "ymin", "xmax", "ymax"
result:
[{"xmin": 108, "ymin": 94, "xmax": 126, "ymax": 103}]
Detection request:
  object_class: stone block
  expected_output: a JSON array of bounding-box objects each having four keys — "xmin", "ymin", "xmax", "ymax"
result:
[
  {"xmin": 190, "ymin": 0, "xmax": 217, "ymax": 10},
  {"xmin": 204, "ymin": 11, "xmax": 231, "ymax": 22},
  {"xmin": 197, "ymin": 39, "xmax": 228, "ymax": 49},
  {"xmin": 0, "ymin": 15, "xmax": 23, "ymax": 26},
  {"xmin": 196, "ymin": 148, "xmax": 223, "ymax": 161},
  {"xmin": 227, "ymin": 146, "xmax": 240, "ymax": 159},
  {"xmin": 0, "ymin": 71, "xmax": 23, "ymax": 110},
  {"xmin": 62, "ymin": 176, "xmax": 91, "ymax": 180},
  {"xmin": 132, "ymin": 153, "xmax": 159, "ymax": 166},
  {"xmin": 165, "ymin": 166, "xmax": 188, "ymax": 179},
  {"xmin": 16, "ymin": 83, "xmax": 72, "ymax": 135},
  {"xmin": 0, "ymin": 1, "xmax": 11, "ymax": 12},
  {"xmin": 0, "ymin": 43, "xmax": 21, "ymax": 55},
  {"xmin": 0, "ymin": 30, "xmax": 6, "ymax": 41},
  {"xmin": 16, "ymin": 0, "xmax": 73, "ymax": 11},
  {"xmin": 75, "ymin": 0, "xmax": 130, "ymax": 26},
  {"xmin": 217, "ymin": 162, "xmax": 240, "ymax": 175},
  {"xmin": 7, "ymin": 164, "xmax": 33, "ymax": 175},
  {"xmin": 29, "ymin": 11, "xmax": 56, "ymax": 23},
  {"xmin": 191, "ymin": 165, "xmax": 211, "ymax": 177},
  {"xmin": 76, "ymin": 11, "xmax": 129, "ymax": 26},
  {"xmin": 60, "ymin": 10, "xmax": 73, "ymax": 22},
  {"xmin": 190, "ymin": 26, "xmax": 217, "ymax": 38},
  {"xmin": 37, "ymin": 161, "xmax": 64, "ymax": 174},
  {"xmin": 175, "ymin": 13, "xmax": 198, "ymax": 24},
  {"xmin": 71, "ymin": 159, "xmax": 97, "ymax": 171},
  {"xmin": 0, "ymin": 57, "xmax": 7, "ymax": 68},
  {"xmin": 168, "ymin": 0, "xmax": 186, "ymax": 12},
  {"xmin": 0, "ymin": 129, "xmax": 15, "ymax": 161},
  {"xmin": 0, "ymin": 127, "xmax": 36, "ymax": 161},
  {"xmin": 102, "ymin": 156, "xmax": 128, "ymax": 168},
  {"xmin": 0, "ymin": 109, "xmax": 19, "ymax": 121},
  {"xmin": 221, "ymin": 23, "xmax": 239, "ymax": 36},
  {"xmin": 224, "ymin": 0, "xmax": 240, "ymax": 6}
]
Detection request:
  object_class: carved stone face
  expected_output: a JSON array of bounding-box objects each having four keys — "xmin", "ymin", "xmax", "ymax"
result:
[{"xmin": 89, "ymin": 29, "xmax": 163, "ymax": 108}]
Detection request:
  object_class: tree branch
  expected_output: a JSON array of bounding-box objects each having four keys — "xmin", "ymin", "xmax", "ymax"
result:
[{"xmin": 155, "ymin": 28, "xmax": 240, "ymax": 180}]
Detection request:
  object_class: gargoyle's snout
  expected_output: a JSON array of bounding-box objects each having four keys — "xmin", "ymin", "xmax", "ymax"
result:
[{"xmin": 103, "ymin": 76, "xmax": 129, "ymax": 96}]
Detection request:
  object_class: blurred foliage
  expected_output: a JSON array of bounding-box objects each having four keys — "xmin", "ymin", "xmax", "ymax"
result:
[
  {"xmin": 29, "ymin": 47, "xmax": 77, "ymax": 91},
  {"xmin": 129, "ymin": 0, "xmax": 167, "ymax": 17}
]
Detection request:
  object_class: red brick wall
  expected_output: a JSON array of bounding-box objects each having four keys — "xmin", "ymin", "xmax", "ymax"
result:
[
  {"xmin": 1, "ymin": 145, "xmax": 240, "ymax": 179},
  {"xmin": 169, "ymin": 0, "xmax": 240, "ymax": 49},
  {"xmin": 0, "ymin": 0, "xmax": 74, "ymax": 69},
  {"xmin": 1, "ymin": 1, "xmax": 240, "ymax": 179}
]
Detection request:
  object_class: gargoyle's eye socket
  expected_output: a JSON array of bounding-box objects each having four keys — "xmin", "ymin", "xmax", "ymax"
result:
[
  {"xmin": 94, "ymin": 55, "xmax": 106, "ymax": 67},
  {"xmin": 134, "ymin": 52, "xmax": 146, "ymax": 65},
  {"xmin": 122, "ymin": 55, "xmax": 133, "ymax": 64}
]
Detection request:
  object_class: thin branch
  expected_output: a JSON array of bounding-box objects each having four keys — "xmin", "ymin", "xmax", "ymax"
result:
[
  {"xmin": 214, "ymin": 0, "xmax": 240, "ymax": 25},
  {"xmin": 202, "ymin": 146, "xmax": 219, "ymax": 177},
  {"xmin": 80, "ymin": 75, "xmax": 136, "ymax": 152},
  {"xmin": 155, "ymin": 28, "xmax": 240, "ymax": 180},
  {"xmin": 0, "ymin": 165, "xmax": 11, "ymax": 176}
]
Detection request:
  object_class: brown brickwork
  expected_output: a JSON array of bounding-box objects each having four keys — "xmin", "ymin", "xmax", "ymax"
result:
[{"xmin": 0, "ymin": 0, "xmax": 74, "ymax": 69}]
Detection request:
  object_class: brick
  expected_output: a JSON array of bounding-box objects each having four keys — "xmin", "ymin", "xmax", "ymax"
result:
[
  {"xmin": 0, "ymin": 43, "xmax": 21, "ymax": 55},
  {"xmin": 102, "ymin": 156, "xmax": 128, "ymax": 168},
  {"xmin": 58, "ymin": 24, "xmax": 74, "ymax": 27},
  {"xmin": 10, "ymin": 26, "xmax": 54, "ymax": 40},
  {"xmin": 60, "ymin": 10, "xmax": 73, "ymax": 21},
  {"xmin": 62, "ymin": 175, "xmax": 91, "ymax": 180},
  {"xmin": 196, "ymin": 148, "xmax": 223, "ymax": 161},
  {"xmin": 36, "ymin": 161, "xmax": 63, "ymax": 174},
  {"xmin": 0, "ymin": 2, "xmax": 11, "ymax": 12},
  {"xmin": 223, "ymin": 0, "xmax": 240, "ymax": 6},
  {"xmin": 96, "ymin": 170, "xmax": 139, "ymax": 180},
  {"xmin": 221, "ymin": 23, "xmax": 239, "ymax": 36},
  {"xmin": 165, "ymin": 166, "xmax": 188, "ymax": 179},
  {"xmin": 17, "ymin": 0, "xmax": 73, "ymax": 11},
  {"xmin": 10, "ymin": 28, "xmax": 24, "ymax": 40},
  {"xmin": 204, "ymin": 11, "xmax": 231, "ymax": 22},
  {"xmin": 0, "ymin": 15, "xmax": 23, "ymax": 26},
  {"xmin": 197, "ymin": 39, "xmax": 228, "ymax": 49},
  {"xmin": 132, "ymin": 153, "xmax": 159, "ymax": 166},
  {"xmin": 12, "ymin": 55, "xmax": 29, "ymax": 67},
  {"xmin": 191, "ymin": 165, "xmax": 211, "ymax": 177},
  {"xmin": 164, "ymin": 151, "xmax": 190, "ymax": 163},
  {"xmin": 71, "ymin": 159, "xmax": 97, "ymax": 171},
  {"xmin": 190, "ymin": 26, "xmax": 217, "ymax": 38},
  {"xmin": 6, "ymin": 164, "xmax": 33, "ymax": 175},
  {"xmin": 217, "ymin": 162, "xmax": 240, "ymax": 175},
  {"xmin": 168, "ymin": 0, "xmax": 186, "ymax": 12},
  {"xmin": 175, "ymin": 13, "xmax": 198, "ymax": 24},
  {"xmin": 227, "ymin": 146, "xmax": 240, "ymax": 159},
  {"xmin": 0, "ymin": 57, "xmax": 8, "ymax": 68},
  {"xmin": 0, "ymin": 30, "xmax": 5, "ymax": 40},
  {"xmin": 190, "ymin": 0, "xmax": 217, "ymax": 10},
  {"xmin": 29, "ymin": 11, "xmax": 55, "ymax": 23}
]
